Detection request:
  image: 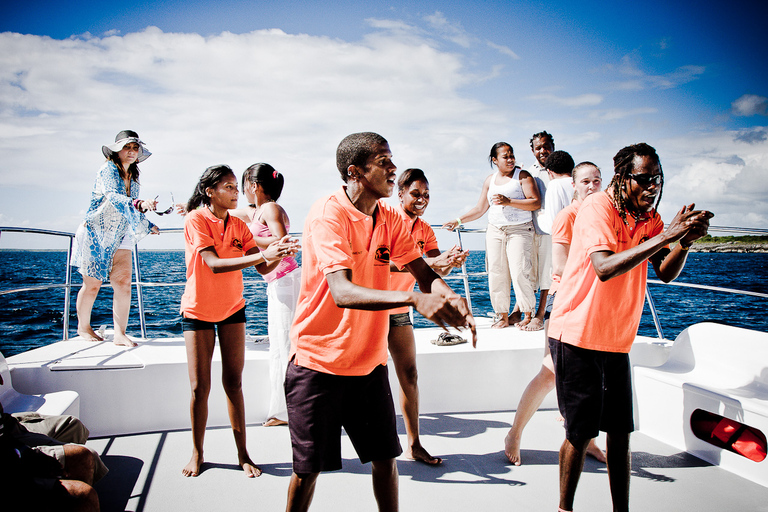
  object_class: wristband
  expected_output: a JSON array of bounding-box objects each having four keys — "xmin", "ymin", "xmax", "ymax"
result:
[
  {"xmin": 261, "ymin": 253, "xmax": 272, "ymax": 266},
  {"xmin": 133, "ymin": 199, "xmax": 145, "ymax": 212},
  {"xmin": 456, "ymin": 217, "xmax": 462, "ymax": 226},
  {"xmin": 679, "ymin": 241, "xmax": 692, "ymax": 251}
]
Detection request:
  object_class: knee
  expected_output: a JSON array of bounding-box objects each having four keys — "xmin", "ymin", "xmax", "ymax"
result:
[
  {"xmin": 189, "ymin": 379, "xmax": 211, "ymax": 400},
  {"xmin": 400, "ymin": 364, "xmax": 418, "ymax": 386},
  {"xmin": 221, "ymin": 375, "xmax": 243, "ymax": 395},
  {"xmin": 111, "ymin": 275, "xmax": 132, "ymax": 294}
]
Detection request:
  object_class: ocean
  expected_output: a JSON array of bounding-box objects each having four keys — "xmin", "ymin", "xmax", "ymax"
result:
[{"xmin": 1, "ymin": 250, "xmax": 766, "ymax": 358}]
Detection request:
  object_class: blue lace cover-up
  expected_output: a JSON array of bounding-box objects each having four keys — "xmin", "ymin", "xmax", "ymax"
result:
[{"xmin": 71, "ymin": 161, "xmax": 157, "ymax": 282}]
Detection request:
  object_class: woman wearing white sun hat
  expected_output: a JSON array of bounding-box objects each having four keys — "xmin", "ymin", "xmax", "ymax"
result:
[{"xmin": 71, "ymin": 130, "xmax": 160, "ymax": 346}]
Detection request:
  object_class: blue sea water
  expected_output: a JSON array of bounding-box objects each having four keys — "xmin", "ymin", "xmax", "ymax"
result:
[{"xmin": 0, "ymin": 250, "xmax": 766, "ymax": 358}]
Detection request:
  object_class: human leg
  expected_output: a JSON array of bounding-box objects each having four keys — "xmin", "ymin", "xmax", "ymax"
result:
[
  {"xmin": 76, "ymin": 275, "xmax": 103, "ymax": 341},
  {"xmin": 388, "ymin": 322, "xmax": 440, "ymax": 465},
  {"xmin": 522, "ymin": 234, "xmax": 551, "ymax": 331},
  {"xmin": 559, "ymin": 437, "xmax": 589, "ymax": 511},
  {"xmin": 218, "ymin": 320, "xmax": 261, "ymax": 477},
  {"xmin": 59, "ymin": 479, "xmax": 101, "ymax": 512},
  {"xmin": 506, "ymin": 223, "xmax": 535, "ymax": 327},
  {"xmin": 371, "ymin": 458, "xmax": 399, "ymax": 512},
  {"xmin": 505, "ymin": 353, "xmax": 555, "ymax": 464},
  {"xmin": 485, "ymin": 224, "xmax": 511, "ymax": 328},
  {"xmin": 182, "ymin": 327, "xmax": 216, "ymax": 477},
  {"xmin": 265, "ymin": 269, "xmax": 301, "ymax": 426},
  {"xmin": 606, "ymin": 432, "xmax": 631, "ymax": 512},
  {"xmin": 109, "ymin": 249, "xmax": 136, "ymax": 347},
  {"xmin": 286, "ymin": 471, "xmax": 320, "ymax": 512},
  {"xmin": 62, "ymin": 444, "xmax": 97, "ymax": 485}
]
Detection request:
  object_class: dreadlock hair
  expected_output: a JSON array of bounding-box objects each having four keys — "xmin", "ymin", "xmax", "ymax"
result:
[
  {"xmin": 336, "ymin": 132, "xmax": 388, "ymax": 182},
  {"xmin": 398, "ymin": 168, "xmax": 429, "ymax": 192},
  {"xmin": 242, "ymin": 163, "xmax": 284, "ymax": 201},
  {"xmin": 488, "ymin": 142, "xmax": 513, "ymax": 168},
  {"xmin": 608, "ymin": 143, "xmax": 664, "ymax": 224},
  {"xmin": 186, "ymin": 165, "xmax": 236, "ymax": 211},
  {"xmin": 529, "ymin": 131, "xmax": 554, "ymax": 149}
]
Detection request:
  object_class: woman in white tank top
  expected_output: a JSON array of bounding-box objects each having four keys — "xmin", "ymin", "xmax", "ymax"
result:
[{"xmin": 443, "ymin": 142, "xmax": 540, "ymax": 328}]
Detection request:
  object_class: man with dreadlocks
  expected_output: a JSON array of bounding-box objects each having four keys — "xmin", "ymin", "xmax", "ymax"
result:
[{"xmin": 547, "ymin": 143, "xmax": 713, "ymax": 512}]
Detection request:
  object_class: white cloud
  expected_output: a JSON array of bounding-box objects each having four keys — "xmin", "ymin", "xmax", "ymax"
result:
[
  {"xmin": 424, "ymin": 11, "xmax": 474, "ymax": 48},
  {"xmin": 485, "ymin": 41, "xmax": 519, "ymax": 60},
  {"xmin": 609, "ymin": 56, "xmax": 705, "ymax": 91},
  {"xmin": 526, "ymin": 93, "xmax": 603, "ymax": 108},
  {"xmin": 732, "ymin": 94, "xmax": 768, "ymax": 117},
  {"xmin": 0, "ymin": 21, "xmax": 765, "ymax": 248}
]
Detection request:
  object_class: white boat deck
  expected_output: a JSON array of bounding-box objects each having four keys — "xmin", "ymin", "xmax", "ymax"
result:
[
  {"xmin": 87, "ymin": 410, "xmax": 768, "ymax": 511},
  {"xmin": 7, "ymin": 318, "xmax": 768, "ymax": 510}
]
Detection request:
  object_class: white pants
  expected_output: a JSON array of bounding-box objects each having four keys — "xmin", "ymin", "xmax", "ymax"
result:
[
  {"xmin": 265, "ymin": 267, "xmax": 301, "ymax": 422},
  {"xmin": 486, "ymin": 222, "xmax": 535, "ymax": 314}
]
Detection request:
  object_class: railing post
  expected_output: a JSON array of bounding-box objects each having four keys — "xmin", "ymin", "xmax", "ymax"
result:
[
  {"xmin": 454, "ymin": 228, "xmax": 473, "ymax": 315},
  {"xmin": 63, "ymin": 236, "xmax": 73, "ymax": 340},
  {"xmin": 132, "ymin": 244, "xmax": 148, "ymax": 339},
  {"xmin": 645, "ymin": 283, "xmax": 665, "ymax": 340}
]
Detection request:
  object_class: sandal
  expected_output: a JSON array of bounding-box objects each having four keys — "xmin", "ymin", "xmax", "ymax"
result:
[{"xmin": 431, "ymin": 332, "xmax": 467, "ymax": 346}]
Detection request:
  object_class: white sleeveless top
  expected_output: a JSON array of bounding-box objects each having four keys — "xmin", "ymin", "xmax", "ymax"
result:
[{"xmin": 487, "ymin": 169, "xmax": 532, "ymax": 227}]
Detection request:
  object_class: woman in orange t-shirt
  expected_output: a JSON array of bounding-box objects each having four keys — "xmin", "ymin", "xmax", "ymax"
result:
[
  {"xmin": 389, "ymin": 168, "xmax": 468, "ymax": 465},
  {"xmin": 179, "ymin": 165, "xmax": 299, "ymax": 478}
]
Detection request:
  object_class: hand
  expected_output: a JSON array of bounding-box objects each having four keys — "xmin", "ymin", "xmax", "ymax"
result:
[
  {"xmin": 143, "ymin": 197, "xmax": 158, "ymax": 212},
  {"xmin": 413, "ymin": 292, "xmax": 477, "ymax": 347},
  {"xmin": 151, "ymin": 226, "xmax": 160, "ymax": 235},
  {"xmin": 667, "ymin": 204, "xmax": 714, "ymax": 245},
  {"xmin": 262, "ymin": 235, "xmax": 300, "ymax": 263},
  {"xmin": 490, "ymin": 194, "xmax": 508, "ymax": 206},
  {"xmin": 445, "ymin": 245, "xmax": 469, "ymax": 268},
  {"xmin": 442, "ymin": 220, "xmax": 460, "ymax": 231}
]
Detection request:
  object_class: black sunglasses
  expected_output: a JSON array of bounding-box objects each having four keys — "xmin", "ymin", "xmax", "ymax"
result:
[
  {"xmin": 628, "ymin": 173, "xmax": 662, "ymax": 187},
  {"xmin": 154, "ymin": 193, "xmax": 175, "ymax": 215}
]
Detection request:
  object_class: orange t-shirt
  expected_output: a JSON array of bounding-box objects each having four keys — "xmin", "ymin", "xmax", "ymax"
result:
[
  {"xmin": 289, "ymin": 188, "xmax": 422, "ymax": 376},
  {"xmin": 548, "ymin": 201, "xmax": 580, "ymax": 294},
  {"xmin": 389, "ymin": 206, "xmax": 439, "ymax": 315},
  {"xmin": 180, "ymin": 208, "xmax": 257, "ymax": 322},
  {"xmin": 548, "ymin": 192, "xmax": 665, "ymax": 353}
]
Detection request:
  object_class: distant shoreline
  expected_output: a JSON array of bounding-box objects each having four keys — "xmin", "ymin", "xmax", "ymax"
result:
[{"xmin": 689, "ymin": 241, "xmax": 768, "ymax": 253}]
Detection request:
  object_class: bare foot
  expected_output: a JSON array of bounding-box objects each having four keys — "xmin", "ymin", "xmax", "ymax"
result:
[
  {"xmin": 239, "ymin": 455, "xmax": 262, "ymax": 477},
  {"xmin": 263, "ymin": 418, "xmax": 288, "ymax": 427},
  {"xmin": 509, "ymin": 310, "xmax": 523, "ymax": 325},
  {"xmin": 77, "ymin": 326, "xmax": 103, "ymax": 342},
  {"xmin": 182, "ymin": 453, "xmax": 203, "ymax": 477},
  {"xmin": 586, "ymin": 439, "xmax": 606, "ymax": 463},
  {"xmin": 514, "ymin": 315, "xmax": 532, "ymax": 329},
  {"xmin": 520, "ymin": 317, "xmax": 544, "ymax": 331},
  {"xmin": 113, "ymin": 332, "xmax": 137, "ymax": 347},
  {"xmin": 504, "ymin": 430, "xmax": 522, "ymax": 465},
  {"xmin": 407, "ymin": 444, "xmax": 442, "ymax": 465},
  {"xmin": 491, "ymin": 318, "xmax": 509, "ymax": 329}
]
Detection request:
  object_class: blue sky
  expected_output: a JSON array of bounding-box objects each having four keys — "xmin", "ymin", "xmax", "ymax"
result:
[{"xmin": 1, "ymin": 0, "xmax": 767, "ymax": 249}]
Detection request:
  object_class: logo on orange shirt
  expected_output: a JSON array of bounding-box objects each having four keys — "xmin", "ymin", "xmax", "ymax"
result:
[
  {"xmin": 417, "ymin": 240, "xmax": 425, "ymax": 252},
  {"xmin": 231, "ymin": 238, "xmax": 243, "ymax": 251},
  {"xmin": 374, "ymin": 245, "xmax": 391, "ymax": 265}
]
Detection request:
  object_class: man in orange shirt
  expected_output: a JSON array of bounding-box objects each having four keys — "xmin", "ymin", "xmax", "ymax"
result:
[
  {"xmin": 547, "ymin": 143, "xmax": 713, "ymax": 512},
  {"xmin": 285, "ymin": 132, "xmax": 476, "ymax": 512}
]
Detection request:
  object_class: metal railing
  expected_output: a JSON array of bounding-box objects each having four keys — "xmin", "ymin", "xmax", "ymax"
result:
[{"xmin": 1, "ymin": 225, "xmax": 766, "ymax": 343}]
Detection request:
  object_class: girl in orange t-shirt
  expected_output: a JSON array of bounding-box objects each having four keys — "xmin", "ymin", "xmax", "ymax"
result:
[{"xmin": 179, "ymin": 165, "xmax": 299, "ymax": 479}]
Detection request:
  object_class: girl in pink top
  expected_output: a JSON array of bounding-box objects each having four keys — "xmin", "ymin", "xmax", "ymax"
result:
[
  {"xmin": 181, "ymin": 165, "xmax": 299, "ymax": 478},
  {"xmin": 231, "ymin": 163, "xmax": 301, "ymax": 427}
]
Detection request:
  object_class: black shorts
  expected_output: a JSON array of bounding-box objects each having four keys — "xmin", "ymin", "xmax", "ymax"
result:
[
  {"xmin": 389, "ymin": 312, "xmax": 412, "ymax": 327},
  {"xmin": 285, "ymin": 360, "xmax": 402, "ymax": 473},
  {"xmin": 549, "ymin": 338, "xmax": 634, "ymax": 446},
  {"xmin": 181, "ymin": 307, "xmax": 246, "ymax": 332}
]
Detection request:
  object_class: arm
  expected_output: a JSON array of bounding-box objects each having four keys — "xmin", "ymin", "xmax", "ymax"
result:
[
  {"xmin": 422, "ymin": 246, "xmax": 469, "ymax": 276},
  {"xmin": 325, "ymin": 259, "xmax": 477, "ymax": 346},
  {"xmin": 589, "ymin": 204, "xmax": 712, "ymax": 283},
  {"xmin": 489, "ymin": 171, "xmax": 541, "ymax": 211},
  {"xmin": 199, "ymin": 235, "xmax": 299, "ymax": 275},
  {"xmin": 551, "ymin": 242, "xmax": 570, "ymax": 280},
  {"xmin": 251, "ymin": 203, "xmax": 290, "ymax": 250},
  {"xmin": 442, "ymin": 175, "xmax": 492, "ymax": 230}
]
